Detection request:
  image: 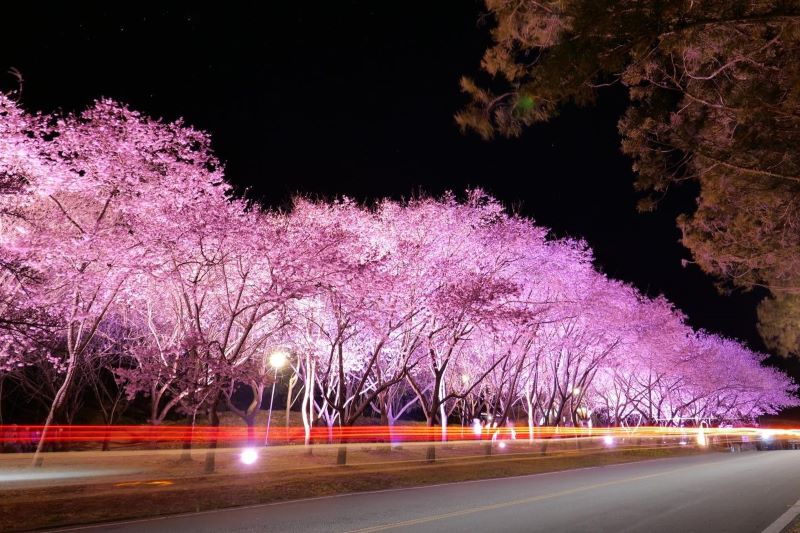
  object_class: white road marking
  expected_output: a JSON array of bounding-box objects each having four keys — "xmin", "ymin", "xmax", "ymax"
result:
[{"xmin": 762, "ymin": 496, "xmax": 800, "ymax": 533}]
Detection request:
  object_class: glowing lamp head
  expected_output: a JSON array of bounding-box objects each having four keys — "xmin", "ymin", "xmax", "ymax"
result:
[
  {"xmin": 240, "ymin": 447, "xmax": 258, "ymax": 465},
  {"xmin": 269, "ymin": 350, "xmax": 289, "ymax": 370},
  {"xmin": 603, "ymin": 435, "xmax": 614, "ymax": 446},
  {"xmin": 696, "ymin": 431, "xmax": 707, "ymax": 447},
  {"xmin": 498, "ymin": 441, "xmax": 507, "ymax": 449},
  {"xmin": 572, "ymin": 387, "xmax": 581, "ymax": 395},
  {"xmin": 760, "ymin": 430, "xmax": 773, "ymax": 442},
  {"xmin": 461, "ymin": 374, "xmax": 470, "ymax": 384}
]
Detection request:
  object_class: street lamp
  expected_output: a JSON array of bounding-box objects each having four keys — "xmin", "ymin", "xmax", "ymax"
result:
[
  {"xmin": 265, "ymin": 349, "xmax": 289, "ymax": 446},
  {"xmin": 269, "ymin": 350, "xmax": 288, "ymax": 370}
]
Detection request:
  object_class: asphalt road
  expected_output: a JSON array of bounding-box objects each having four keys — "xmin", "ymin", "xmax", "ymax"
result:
[{"xmin": 52, "ymin": 451, "xmax": 800, "ymax": 533}]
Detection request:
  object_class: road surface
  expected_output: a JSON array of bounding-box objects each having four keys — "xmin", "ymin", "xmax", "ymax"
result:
[{"xmin": 51, "ymin": 451, "xmax": 800, "ymax": 533}]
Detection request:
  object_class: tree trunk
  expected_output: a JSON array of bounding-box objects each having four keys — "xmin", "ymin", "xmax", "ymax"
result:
[
  {"xmin": 204, "ymin": 394, "xmax": 221, "ymax": 474},
  {"xmin": 439, "ymin": 380, "xmax": 447, "ymax": 442},
  {"xmin": 301, "ymin": 357, "xmax": 315, "ymax": 455},
  {"xmin": 101, "ymin": 425, "xmax": 111, "ymax": 451},
  {"xmin": 180, "ymin": 410, "xmax": 198, "ymax": 462},
  {"xmin": 440, "ymin": 405, "xmax": 447, "ymax": 442},
  {"xmin": 425, "ymin": 416, "xmax": 436, "ymax": 462},
  {"xmin": 540, "ymin": 432, "xmax": 551, "ymax": 456},
  {"xmin": 179, "ymin": 421, "xmax": 192, "ymax": 461},
  {"xmin": 0, "ymin": 376, "xmax": 4, "ymax": 425},
  {"xmin": 32, "ymin": 353, "xmax": 78, "ymax": 467},
  {"xmin": 246, "ymin": 414, "xmax": 256, "ymax": 446},
  {"xmin": 526, "ymin": 393, "xmax": 535, "ymax": 443},
  {"xmin": 147, "ymin": 419, "xmax": 162, "ymax": 450},
  {"xmin": 336, "ymin": 420, "xmax": 349, "ymax": 465},
  {"xmin": 388, "ymin": 406, "xmax": 399, "ymax": 448},
  {"xmin": 285, "ymin": 374, "xmax": 296, "ymax": 441},
  {"xmin": 378, "ymin": 395, "xmax": 389, "ymax": 444}
]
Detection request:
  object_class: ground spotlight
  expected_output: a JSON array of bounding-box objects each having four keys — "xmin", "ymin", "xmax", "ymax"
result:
[
  {"xmin": 472, "ymin": 419, "xmax": 482, "ymax": 436},
  {"xmin": 240, "ymin": 447, "xmax": 258, "ymax": 465}
]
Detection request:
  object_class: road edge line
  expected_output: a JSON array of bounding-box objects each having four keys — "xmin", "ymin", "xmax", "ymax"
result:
[{"xmin": 763, "ymin": 497, "xmax": 800, "ymax": 533}]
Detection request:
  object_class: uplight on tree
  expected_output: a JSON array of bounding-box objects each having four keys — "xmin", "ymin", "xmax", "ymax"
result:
[{"xmin": 240, "ymin": 447, "xmax": 258, "ymax": 465}]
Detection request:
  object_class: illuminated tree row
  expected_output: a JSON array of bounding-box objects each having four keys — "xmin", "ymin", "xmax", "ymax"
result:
[{"xmin": 0, "ymin": 96, "xmax": 796, "ymax": 455}]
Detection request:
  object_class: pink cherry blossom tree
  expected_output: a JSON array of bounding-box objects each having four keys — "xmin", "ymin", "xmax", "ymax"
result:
[{"xmin": 0, "ymin": 97, "xmax": 235, "ymax": 465}]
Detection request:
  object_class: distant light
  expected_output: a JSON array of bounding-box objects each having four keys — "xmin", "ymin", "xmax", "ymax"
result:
[
  {"xmin": 603, "ymin": 435, "xmax": 614, "ymax": 446},
  {"xmin": 572, "ymin": 387, "xmax": 581, "ymax": 395},
  {"xmin": 760, "ymin": 430, "xmax": 773, "ymax": 442},
  {"xmin": 498, "ymin": 441, "xmax": 507, "ymax": 449},
  {"xmin": 240, "ymin": 447, "xmax": 258, "ymax": 465},
  {"xmin": 269, "ymin": 350, "xmax": 289, "ymax": 370},
  {"xmin": 461, "ymin": 374, "xmax": 470, "ymax": 384},
  {"xmin": 696, "ymin": 431, "xmax": 707, "ymax": 447}
]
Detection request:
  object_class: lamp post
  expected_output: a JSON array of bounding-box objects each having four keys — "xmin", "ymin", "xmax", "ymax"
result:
[
  {"xmin": 460, "ymin": 374, "xmax": 470, "ymax": 434},
  {"xmin": 264, "ymin": 350, "xmax": 289, "ymax": 446}
]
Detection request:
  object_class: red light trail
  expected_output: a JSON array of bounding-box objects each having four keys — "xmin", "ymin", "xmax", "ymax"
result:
[{"xmin": 1, "ymin": 425, "xmax": 797, "ymax": 446}]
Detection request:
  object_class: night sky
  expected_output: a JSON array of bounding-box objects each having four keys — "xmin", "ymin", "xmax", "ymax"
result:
[{"xmin": 2, "ymin": 2, "xmax": 783, "ymax": 369}]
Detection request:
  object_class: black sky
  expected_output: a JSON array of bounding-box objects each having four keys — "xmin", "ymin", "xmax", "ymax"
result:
[{"xmin": 1, "ymin": 2, "xmax": 781, "ymax": 366}]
